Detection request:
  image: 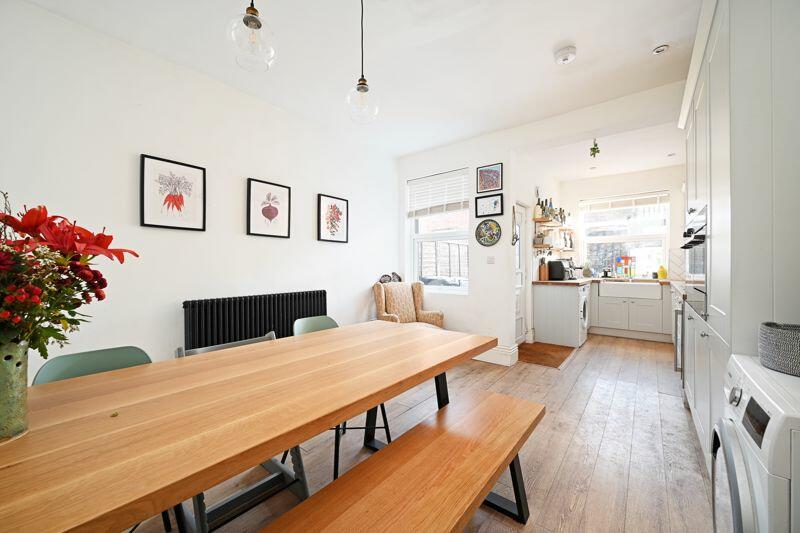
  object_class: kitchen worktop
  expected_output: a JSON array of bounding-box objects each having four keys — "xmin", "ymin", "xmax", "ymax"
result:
[{"xmin": 532, "ymin": 278, "xmax": 676, "ymax": 286}]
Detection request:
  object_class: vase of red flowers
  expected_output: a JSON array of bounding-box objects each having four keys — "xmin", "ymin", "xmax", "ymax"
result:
[{"xmin": 0, "ymin": 193, "xmax": 137, "ymax": 440}]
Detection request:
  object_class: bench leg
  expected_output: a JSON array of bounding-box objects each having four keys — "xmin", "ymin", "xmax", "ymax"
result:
[
  {"xmin": 483, "ymin": 455, "xmax": 530, "ymax": 524},
  {"xmin": 434, "ymin": 372, "xmax": 450, "ymax": 408},
  {"xmin": 334, "ymin": 424, "xmax": 342, "ymax": 479}
]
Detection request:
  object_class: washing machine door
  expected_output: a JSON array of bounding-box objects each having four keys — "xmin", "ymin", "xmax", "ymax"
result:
[
  {"xmin": 580, "ymin": 294, "xmax": 589, "ymax": 329},
  {"xmin": 712, "ymin": 419, "xmax": 757, "ymax": 533}
]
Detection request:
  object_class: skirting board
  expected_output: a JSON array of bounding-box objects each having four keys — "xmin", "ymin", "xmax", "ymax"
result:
[
  {"xmin": 589, "ymin": 327, "xmax": 672, "ymax": 344},
  {"xmin": 473, "ymin": 344, "xmax": 519, "ymax": 367}
]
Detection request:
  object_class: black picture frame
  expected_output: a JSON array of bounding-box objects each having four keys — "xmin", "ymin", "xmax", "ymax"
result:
[
  {"xmin": 475, "ymin": 193, "xmax": 504, "ymax": 218},
  {"xmin": 476, "ymin": 162, "xmax": 503, "ymax": 193},
  {"xmin": 140, "ymin": 154, "xmax": 206, "ymax": 231},
  {"xmin": 317, "ymin": 194, "xmax": 349, "ymax": 243},
  {"xmin": 246, "ymin": 178, "xmax": 291, "ymax": 239}
]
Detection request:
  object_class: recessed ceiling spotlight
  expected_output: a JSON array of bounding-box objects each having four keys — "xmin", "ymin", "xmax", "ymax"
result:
[
  {"xmin": 667, "ymin": 152, "xmax": 676, "ymax": 157},
  {"xmin": 554, "ymin": 46, "xmax": 577, "ymax": 65},
  {"xmin": 652, "ymin": 44, "xmax": 670, "ymax": 56},
  {"xmin": 589, "ymin": 166, "xmax": 597, "ymax": 170}
]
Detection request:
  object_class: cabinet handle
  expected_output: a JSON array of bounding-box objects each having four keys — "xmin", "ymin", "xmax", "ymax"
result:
[
  {"xmin": 688, "ymin": 207, "xmax": 697, "ymax": 214},
  {"xmin": 700, "ymin": 332, "xmax": 709, "ymax": 338},
  {"xmin": 687, "ymin": 316, "xmax": 694, "ymax": 321}
]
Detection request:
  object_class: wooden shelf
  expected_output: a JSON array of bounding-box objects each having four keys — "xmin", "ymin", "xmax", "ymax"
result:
[{"xmin": 533, "ymin": 245, "xmax": 575, "ymax": 252}]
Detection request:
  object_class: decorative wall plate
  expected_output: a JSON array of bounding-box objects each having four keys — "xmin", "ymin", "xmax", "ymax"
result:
[{"xmin": 475, "ymin": 219, "xmax": 501, "ymax": 246}]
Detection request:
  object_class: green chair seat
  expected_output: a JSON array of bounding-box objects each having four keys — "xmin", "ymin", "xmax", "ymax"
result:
[
  {"xmin": 293, "ymin": 316, "xmax": 338, "ymax": 336},
  {"xmin": 32, "ymin": 346, "xmax": 151, "ymax": 385}
]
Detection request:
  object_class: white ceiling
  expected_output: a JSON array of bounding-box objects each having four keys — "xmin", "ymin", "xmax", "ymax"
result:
[
  {"xmin": 521, "ymin": 122, "xmax": 686, "ymax": 181},
  {"xmin": 27, "ymin": 0, "xmax": 701, "ymax": 156}
]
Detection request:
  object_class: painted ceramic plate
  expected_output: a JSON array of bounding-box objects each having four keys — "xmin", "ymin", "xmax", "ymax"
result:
[{"xmin": 475, "ymin": 219, "xmax": 501, "ymax": 246}]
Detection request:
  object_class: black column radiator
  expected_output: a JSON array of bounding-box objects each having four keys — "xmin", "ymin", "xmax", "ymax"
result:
[{"xmin": 182, "ymin": 290, "xmax": 327, "ymax": 350}]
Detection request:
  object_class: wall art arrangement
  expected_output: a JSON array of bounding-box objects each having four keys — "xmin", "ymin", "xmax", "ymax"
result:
[
  {"xmin": 140, "ymin": 154, "xmax": 206, "ymax": 231},
  {"xmin": 247, "ymin": 178, "xmax": 291, "ymax": 238},
  {"xmin": 476, "ymin": 162, "xmax": 503, "ymax": 193},
  {"xmin": 475, "ymin": 193, "xmax": 503, "ymax": 218},
  {"xmin": 475, "ymin": 218, "xmax": 501, "ymax": 247},
  {"xmin": 318, "ymin": 194, "xmax": 349, "ymax": 243}
]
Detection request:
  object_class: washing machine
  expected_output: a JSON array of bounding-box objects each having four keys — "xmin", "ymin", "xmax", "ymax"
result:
[
  {"xmin": 713, "ymin": 354, "xmax": 800, "ymax": 532},
  {"xmin": 578, "ymin": 283, "xmax": 589, "ymax": 346}
]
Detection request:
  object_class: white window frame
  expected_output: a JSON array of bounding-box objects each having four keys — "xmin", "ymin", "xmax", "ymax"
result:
[
  {"xmin": 579, "ymin": 191, "xmax": 670, "ymax": 275},
  {"xmin": 410, "ymin": 223, "xmax": 469, "ymax": 295},
  {"xmin": 406, "ymin": 169, "xmax": 470, "ymax": 295}
]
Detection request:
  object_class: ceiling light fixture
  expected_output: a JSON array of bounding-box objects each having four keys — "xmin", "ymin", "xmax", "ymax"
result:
[
  {"xmin": 229, "ymin": 0, "xmax": 276, "ymax": 72},
  {"xmin": 346, "ymin": 0, "xmax": 379, "ymax": 124},
  {"xmin": 554, "ymin": 46, "xmax": 577, "ymax": 65},
  {"xmin": 667, "ymin": 152, "xmax": 676, "ymax": 157},
  {"xmin": 652, "ymin": 44, "xmax": 670, "ymax": 56}
]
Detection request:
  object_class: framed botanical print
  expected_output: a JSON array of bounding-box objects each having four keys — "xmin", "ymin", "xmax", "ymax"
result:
[
  {"xmin": 140, "ymin": 154, "xmax": 206, "ymax": 231},
  {"xmin": 247, "ymin": 179, "xmax": 291, "ymax": 238},
  {"xmin": 476, "ymin": 162, "xmax": 503, "ymax": 193},
  {"xmin": 317, "ymin": 194, "xmax": 349, "ymax": 243},
  {"xmin": 475, "ymin": 193, "xmax": 503, "ymax": 218}
]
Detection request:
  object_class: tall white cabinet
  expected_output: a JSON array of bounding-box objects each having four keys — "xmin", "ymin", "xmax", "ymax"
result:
[{"xmin": 680, "ymin": 0, "xmax": 800, "ymax": 468}]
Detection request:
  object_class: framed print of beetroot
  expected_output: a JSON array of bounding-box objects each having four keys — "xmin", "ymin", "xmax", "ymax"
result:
[
  {"xmin": 317, "ymin": 194, "xmax": 349, "ymax": 243},
  {"xmin": 247, "ymin": 178, "xmax": 291, "ymax": 238},
  {"xmin": 140, "ymin": 154, "xmax": 206, "ymax": 231}
]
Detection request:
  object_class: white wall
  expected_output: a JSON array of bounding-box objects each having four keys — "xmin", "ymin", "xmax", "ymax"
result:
[
  {"xmin": 397, "ymin": 82, "xmax": 685, "ymax": 362},
  {"xmin": 557, "ymin": 165, "xmax": 686, "ymax": 269},
  {"xmin": 0, "ymin": 0, "xmax": 400, "ymax": 382}
]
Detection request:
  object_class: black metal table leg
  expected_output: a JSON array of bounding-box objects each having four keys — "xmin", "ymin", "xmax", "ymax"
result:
[
  {"xmin": 435, "ymin": 372, "xmax": 449, "ymax": 408},
  {"xmin": 362, "ymin": 406, "xmax": 387, "ymax": 451},
  {"xmin": 483, "ymin": 455, "xmax": 530, "ymax": 524}
]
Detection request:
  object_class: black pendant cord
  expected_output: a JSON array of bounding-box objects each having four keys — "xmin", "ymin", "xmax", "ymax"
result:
[{"xmin": 360, "ymin": 0, "xmax": 365, "ymax": 79}]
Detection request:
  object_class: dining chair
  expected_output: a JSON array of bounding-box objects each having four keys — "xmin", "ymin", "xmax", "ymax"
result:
[
  {"xmin": 293, "ymin": 316, "xmax": 392, "ymax": 479},
  {"xmin": 179, "ymin": 332, "xmax": 309, "ymax": 531},
  {"xmin": 33, "ymin": 346, "xmax": 174, "ymax": 533}
]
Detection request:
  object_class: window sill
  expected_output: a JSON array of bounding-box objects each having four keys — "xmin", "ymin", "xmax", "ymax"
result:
[{"xmin": 422, "ymin": 286, "xmax": 469, "ymax": 296}]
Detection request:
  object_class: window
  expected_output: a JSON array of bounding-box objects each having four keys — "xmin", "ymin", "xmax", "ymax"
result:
[
  {"xmin": 407, "ymin": 169, "xmax": 470, "ymax": 293},
  {"xmin": 580, "ymin": 192, "xmax": 669, "ymax": 277}
]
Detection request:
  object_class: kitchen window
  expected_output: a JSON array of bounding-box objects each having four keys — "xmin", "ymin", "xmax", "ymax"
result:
[
  {"xmin": 407, "ymin": 169, "xmax": 470, "ymax": 294},
  {"xmin": 580, "ymin": 192, "xmax": 669, "ymax": 277}
]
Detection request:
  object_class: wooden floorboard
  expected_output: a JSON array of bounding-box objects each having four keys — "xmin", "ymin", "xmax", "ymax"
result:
[{"xmin": 132, "ymin": 334, "xmax": 709, "ymax": 533}]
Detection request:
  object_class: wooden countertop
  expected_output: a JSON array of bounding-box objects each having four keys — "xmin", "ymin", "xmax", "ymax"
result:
[{"xmin": 532, "ymin": 278, "xmax": 676, "ymax": 286}]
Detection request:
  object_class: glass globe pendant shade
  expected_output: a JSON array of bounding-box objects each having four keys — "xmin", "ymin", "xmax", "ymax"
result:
[
  {"xmin": 228, "ymin": 5, "xmax": 276, "ymax": 72},
  {"xmin": 346, "ymin": 77, "xmax": 379, "ymax": 124}
]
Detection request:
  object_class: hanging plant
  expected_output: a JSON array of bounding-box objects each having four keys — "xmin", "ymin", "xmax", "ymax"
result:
[{"xmin": 589, "ymin": 138, "xmax": 600, "ymax": 158}]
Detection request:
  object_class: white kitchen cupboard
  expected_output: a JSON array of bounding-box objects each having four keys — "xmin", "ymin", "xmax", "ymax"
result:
[
  {"xmin": 683, "ymin": 308, "xmax": 697, "ymax": 409},
  {"xmin": 596, "ymin": 297, "xmax": 628, "ymax": 330},
  {"xmin": 691, "ymin": 63, "xmax": 709, "ymax": 220},
  {"xmin": 693, "ymin": 315, "xmax": 711, "ymax": 461},
  {"xmin": 684, "ymin": 109, "xmax": 696, "ymax": 225},
  {"xmin": 627, "ymin": 299, "xmax": 663, "ymax": 334},
  {"xmin": 707, "ymin": 0, "xmax": 731, "ymax": 343}
]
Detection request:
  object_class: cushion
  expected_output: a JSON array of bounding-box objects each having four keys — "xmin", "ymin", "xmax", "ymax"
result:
[{"xmin": 383, "ymin": 283, "xmax": 417, "ymax": 324}]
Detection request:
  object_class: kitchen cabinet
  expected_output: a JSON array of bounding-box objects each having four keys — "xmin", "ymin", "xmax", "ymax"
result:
[
  {"xmin": 692, "ymin": 66, "xmax": 709, "ymax": 218},
  {"xmin": 597, "ymin": 296, "xmax": 629, "ymax": 330},
  {"xmin": 693, "ymin": 317, "xmax": 711, "ymax": 460},
  {"xmin": 683, "ymin": 309, "xmax": 697, "ymax": 408},
  {"xmin": 597, "ymin": 295, "xmax": 663, "ymax": 334},
  {"xmin": 627, "ymin": 298, "xmax": 663, "ymax": 334},
  {"xmin": 685, "ymin": 109, "xmax": 695, "ymax": 224},
  {"xmin": 707, "ymin": 0, "xmax": 731, "ymax": 344}
]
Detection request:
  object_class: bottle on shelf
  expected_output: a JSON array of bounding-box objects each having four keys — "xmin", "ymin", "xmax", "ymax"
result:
[{"xmin": 534, "ymin": 199, "xmax": 543, "ymax": 219}]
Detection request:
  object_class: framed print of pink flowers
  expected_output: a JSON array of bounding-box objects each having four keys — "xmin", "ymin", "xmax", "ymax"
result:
[
  {"xmin": 247, "ymin": 179, "xmax": 291, "ymax": 238},
  {"xmin": 317, "ymin": 194, "xmax": 349, "ymax": 243},
  {"xmin": 140, "ymin": 154, "xmax": 206, "ymax": 231}
]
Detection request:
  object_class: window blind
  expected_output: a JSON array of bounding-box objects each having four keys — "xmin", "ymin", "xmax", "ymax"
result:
[
  {"xmin": 579, "ymin": 191, "xmax": 669, "ymax": 212},
  {"xmin": 407, "ymin": 168, "xmax": 470, "ymax": 218}
]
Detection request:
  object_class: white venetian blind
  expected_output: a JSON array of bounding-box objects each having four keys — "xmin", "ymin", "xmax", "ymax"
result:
[
  {"xmin": 407, "ymin": 168, "xmax": 470, "ymax": 218},
  {"xmin": 579, "ymin": 191, "xmax": 669, "ymax": 212}
]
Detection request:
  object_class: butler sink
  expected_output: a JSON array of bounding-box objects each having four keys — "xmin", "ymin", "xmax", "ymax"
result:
[{"xmin": 598, "ymin": 281, "xmax": 662, "ymax": 300}]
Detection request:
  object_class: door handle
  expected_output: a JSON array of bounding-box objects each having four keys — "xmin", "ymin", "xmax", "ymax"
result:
[
  {"xmin": 700, "ymin": 331, "xmax": 709, "ymax": 338},
  {"xmin": 687, "ymin": 316, "xmax": 694, "ymax": 321}
]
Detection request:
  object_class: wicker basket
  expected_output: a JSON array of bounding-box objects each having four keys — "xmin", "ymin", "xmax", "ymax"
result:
[{"xmin": 759, "ymin": 322, "xmax": 800, "ymax": 377}]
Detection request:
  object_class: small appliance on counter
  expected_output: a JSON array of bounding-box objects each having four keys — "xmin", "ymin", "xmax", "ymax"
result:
[{"xmin": 548, "ymin": 259, "xmax": 577, "ymax": 281}]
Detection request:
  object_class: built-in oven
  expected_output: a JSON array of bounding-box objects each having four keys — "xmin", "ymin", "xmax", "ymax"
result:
[{"xmin": 682, "ymin": 207, "xmax": 707, "ymax": 318}]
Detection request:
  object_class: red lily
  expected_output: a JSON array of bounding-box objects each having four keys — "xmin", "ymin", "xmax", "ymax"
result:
[{"xmin": 0, "ymin": 205, "xmax": 49, "ymax": 238}]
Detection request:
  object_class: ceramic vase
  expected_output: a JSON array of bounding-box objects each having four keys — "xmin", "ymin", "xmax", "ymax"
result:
[{"xmin": 0, "ymin": 340, "xmax": 28, "ymax": 440}]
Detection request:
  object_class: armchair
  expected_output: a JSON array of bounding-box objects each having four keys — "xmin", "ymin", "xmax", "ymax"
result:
[{"xmin": 373, "ymin": 282, "xmax": 444, "ymax": 328}]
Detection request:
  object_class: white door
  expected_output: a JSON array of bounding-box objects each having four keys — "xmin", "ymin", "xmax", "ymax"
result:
[
  {"xmin": 695, "ymin": 323, "xmax": 711, "ymax": 457},
  {"xmin": 514, "ymin": 204, "xmax": 527, "ymax": 345},
  {"xmin": 627, "ymin": 298, "xmax": 663, "ymax": 333},
  {"xmin": 597, "ymin": 297, "xmax": 629, "ymax": 329},
  {"xmin": 684, "ymin": 311, "xmax": 697, "ymax": 407}
]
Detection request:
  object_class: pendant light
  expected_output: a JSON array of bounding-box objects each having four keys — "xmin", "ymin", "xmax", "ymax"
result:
[
  {"xmin": 229, "ymin": 1, "xmax": 276, "ymax": 72},
  {"xmin": 346, "ymin": 0, "xmax": 379, "ymax": 124}
]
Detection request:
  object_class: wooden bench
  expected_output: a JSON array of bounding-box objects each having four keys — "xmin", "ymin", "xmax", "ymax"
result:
[{"xmin": 262, "ymin": 389, "xmax": 545, "ymax": 532}]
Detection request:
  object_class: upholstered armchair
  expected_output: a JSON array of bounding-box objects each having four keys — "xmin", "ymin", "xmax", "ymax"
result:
[{"xmin": 372, "ymin": 282, "xmax": 444, "ymax": 328}]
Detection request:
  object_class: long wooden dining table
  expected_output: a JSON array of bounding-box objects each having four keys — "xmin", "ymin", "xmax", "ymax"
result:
[{"xmin": 0, "ymin": 320, "xmax": 496, "ymax": 532}]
